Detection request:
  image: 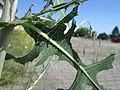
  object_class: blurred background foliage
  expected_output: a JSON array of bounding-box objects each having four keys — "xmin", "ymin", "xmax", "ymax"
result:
[
  {"xmin": 0, "ymin": 26, "xmax": 34, "ymax": 86},
  {"xmin": 73, "ymin": 27, "xmax": 95, "ymax": 38},
  {"xmin": 97, "ymin": 32, "xmax": 109, "ymax": 40},
  {"xmin": 0, "ymin": 60, "xmax": 26, "ymax": 86}
]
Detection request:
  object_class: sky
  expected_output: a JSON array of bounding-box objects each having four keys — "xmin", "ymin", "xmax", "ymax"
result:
[{"xmin": 17, "ymin": 0, "xmax": 120, "ymax": 34}]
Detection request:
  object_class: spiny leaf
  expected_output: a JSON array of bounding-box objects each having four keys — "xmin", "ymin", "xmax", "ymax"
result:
[
  {"xmin": 22, "ymin": 17, "xmax": 114, "ymax": 90},
  {"xmin": 29, "ymin": 6, "xmax": 79, "ymax": 66},
  {"xmin": 24, "ymin": 6, "xmax": 78, "ymax": 66},
  {"xmin": 35, "ymin": 19, "xmax": 79, "ymax": 66},
  {"xmin": 69, "ymin": 54, "xmax": 115, "ymax": 90},
  {"xmin": 3, "ymin": 4, "xmax": 115, "ymax": 90},
  {"xmin": 24, "ymin": 21, "xmax": 50, "ymax": 42},
  {"xmin": 13, "ymin": 5, "xmax": 114, "ymax": 89},
  {"xmin": 51, "ymin": 5, "xmax": 78, "ymax": 30},
  {"xmin": 35, "ymin": 44, "xmax": 58, "ymax": 66},
  {"xmin": 56, "ymin": 19, "xmax": 83, "ymax": 67},
  {"xmin": 5, "ymin": 6, "xmax": 78, "ymax": 65},
  {"xmin": 43, "ymin": 0, "xmax": 53, "ymax": 10},
  {"xmin": 22, "ymin": 19, "xmax": 105, "ymax": 90}
]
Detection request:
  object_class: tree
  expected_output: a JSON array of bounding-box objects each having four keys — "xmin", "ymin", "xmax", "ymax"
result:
[
  {"xmin": 112, "ymin": 26, "xmax": 119, "ymax": 36},
  {"xmin": 97, "ymin": 32, "xmax": 109, "ymax": 40},
  {"xmin": 110, "ymin": 26, "xmax": 120, "ymax": 42}
]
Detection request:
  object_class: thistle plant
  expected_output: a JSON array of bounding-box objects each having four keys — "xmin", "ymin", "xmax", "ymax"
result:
[{"xmin": 0, "ymin": 0, "xmax": 115, "ymax": 90}]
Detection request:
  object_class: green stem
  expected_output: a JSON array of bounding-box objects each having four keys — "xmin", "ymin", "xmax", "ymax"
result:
[
  {"xmin": 22, "ymin": 23, "xmax": 101, "ymax": 90},
  {"xmin": 0, "ymin": 51, "xmax": 6, "ymax": 78},
  {"xmin": 0, "ymin": 0, "xmax": 18, "ymax": 79},
  {"xmin": 28, "ymin": 62, "xmax": 51, "ymax": 90},
  {"xmin": 29, "ymin": 1, "xmax": 75, "ymax": 17}
]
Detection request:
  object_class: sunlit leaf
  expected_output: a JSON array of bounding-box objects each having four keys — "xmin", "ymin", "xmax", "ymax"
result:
[{"xmin": 69, "ymin": 54, "xmax": 114, "ymax": 90}]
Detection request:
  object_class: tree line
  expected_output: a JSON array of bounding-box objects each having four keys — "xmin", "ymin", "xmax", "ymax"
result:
[{"xmin": 73, "ymin": 26, "xmax": 120, "ymax": 43}]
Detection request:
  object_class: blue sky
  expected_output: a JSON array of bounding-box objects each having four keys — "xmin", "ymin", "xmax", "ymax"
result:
[{"xmin": 17, "ymin": 0, "xmax": 120, "ymax": 34}]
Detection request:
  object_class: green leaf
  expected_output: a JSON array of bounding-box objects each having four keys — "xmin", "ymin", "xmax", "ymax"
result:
[
  {"xmin": 0, "ymin": 20, "xmax": 27, "ymax": 27},
  {"xmin": 17, "ymin": 8, "xmax": 78, "ymax": 66},
  {"xmin": 35, "ymin": 44, "xmax": 58, "ymax": 66},
  {"xmin": 43, "ymin": 0, "xmax": 53, "ymax": 10},
  {"xmin": 3, "ymin": 4, "xmax": 115, "ymax": 90},
  {"xmin": 54, "ymin": 0, "xmax": 66, "ymax": 20},
  {"xmin": 23, "ymin": 18, "xmax": 114, "ymax": 90},
  {"xmin": 70, "ymin": 54, "xmax": 114, "ymax": 90},
  {"xmin": 35, "ymin": 19, "xmax": 78, "ymax": 66},
  {"xmin": 4, "ymin": 6, "xmax": 78, "ymax": 67},
  {"xmin": 0, "ymin": 22, "xmax": 10, "ymax": 27},
  {"xmin": 6, "ymin": 43, "xmax": 45, "ymax": 65},
  {"xmin": 20, "ymin": 6, "xmax": 115, "ymax": 89},
  {"xmin": 5, "ymin": 53, "xmax": 15, "ymax": 60},
  {"xmin": 24, "ymin": 21, "xmax": 50, "ymax": 42},
  {"xmin": 25, "ymin": 6, "xmax": 79, "ymax": 66},
  {"xmin": 51, "ymin": 1, "xmax": 75, "ymax": 12},
  {"xmin": 38, "ymin": 16, "xmax": 56, "ymax": 28},
  {"xmin": 15, "ymin": 43, "xmax": 45, "ymax": 64},
  {"xmin": 73, "ymin": 0, "xmax": 88, "ymax": 4}
]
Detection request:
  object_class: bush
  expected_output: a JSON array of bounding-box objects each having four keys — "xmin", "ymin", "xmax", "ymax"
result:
[
  {"xmin": 0, "ymin": 60, "xmax": 26, "ymax": 86},
  {"xmin": 73, "ymin": 27, "xmax": 91, "ymax": 38},
  {"xmin": 0, "ymin": 27, "xmax": 34, "ymax": 86}
]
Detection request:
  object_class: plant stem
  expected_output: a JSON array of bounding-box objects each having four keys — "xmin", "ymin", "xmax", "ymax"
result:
[
  {"xmin": 28, "ymin": 61, "xmax": 51, "ymax": 90},
  {"xmin": 93, "ymin": 32, "xmax": 97, "ymax": 63},
  {"xmin": 0, "ymin": 0, "xmax": 18, "ymax": 79},
  {"xmin": 0, "ymin": 51, "xmax": 6, "ymax": 78},
  {"xmin": 27, "ymin": 1, "xmax": 75, "ymax": 18}
]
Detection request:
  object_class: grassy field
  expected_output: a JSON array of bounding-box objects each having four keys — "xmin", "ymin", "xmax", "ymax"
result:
[
  {"xmin": 71, "ymin": 37, "xmax": 120, "ymax": 65},
  {"xmin": 71, "ymin": 37, "xmax": 120, "ymax": 90}
]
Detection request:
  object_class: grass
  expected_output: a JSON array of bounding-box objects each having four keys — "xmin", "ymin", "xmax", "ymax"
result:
[{"xmin": 0, "ymin": 60, "xmax": 26, "ymax": 86}]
